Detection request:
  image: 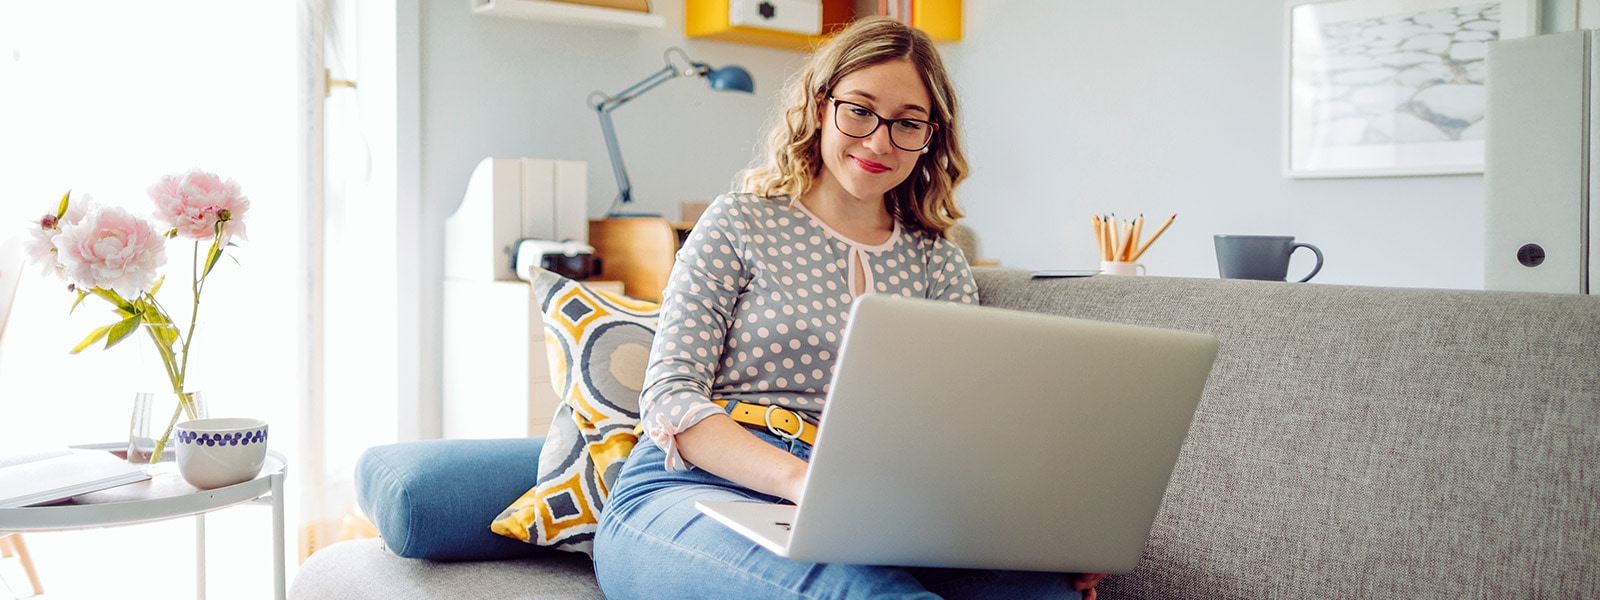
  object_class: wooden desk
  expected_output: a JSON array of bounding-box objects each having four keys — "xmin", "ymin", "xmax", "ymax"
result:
[{"xmin": 588, "ymin": 217, "xmax": 680, "ymax": 302}]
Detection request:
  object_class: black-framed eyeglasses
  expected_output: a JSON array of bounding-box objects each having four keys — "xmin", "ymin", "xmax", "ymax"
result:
[{"xmin": 827, "ymin": 97, "xmax": 938, "ymax": 152}]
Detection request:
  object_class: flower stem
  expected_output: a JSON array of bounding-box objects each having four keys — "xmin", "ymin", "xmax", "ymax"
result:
[
  {"xmin": 179, "ymin": 240, "xmax": 204, "ymax": 381},
  {"xmin": 137, "ymin": 237, "xmax": 218, "ymax": 464},
  {"xmin": 143, "ymin": 323, "xmax": 182, "ymax": 393},
  {"xmin": 150, "ymin": 397, "xmax": 187, "ymax": 462}
]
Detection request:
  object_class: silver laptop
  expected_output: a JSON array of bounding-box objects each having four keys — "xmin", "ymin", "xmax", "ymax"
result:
[{"xmin": 696, "ymin": 293, "xmax": 1218, "ymax": 574}]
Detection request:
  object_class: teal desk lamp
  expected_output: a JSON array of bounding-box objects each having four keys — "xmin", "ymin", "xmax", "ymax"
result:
[{"xmin": 588, "ymin": 47, "xmax": 755, "ymax": 216}]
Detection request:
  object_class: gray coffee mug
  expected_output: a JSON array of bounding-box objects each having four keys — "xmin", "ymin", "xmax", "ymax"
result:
[{"xmin": 1214, "ymin": 235, "xmax": 1324, "ymax": 282}]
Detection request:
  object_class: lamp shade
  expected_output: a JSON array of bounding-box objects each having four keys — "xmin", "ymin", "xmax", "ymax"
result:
[{"xmin": 705, "ymin": 65, "xmax": 755, "ymax": 94}]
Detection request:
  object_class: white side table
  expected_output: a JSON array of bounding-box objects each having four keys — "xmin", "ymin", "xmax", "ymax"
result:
[{"xmin": 0, "ymin": 446, "xmax": 287, "ymax": 600}]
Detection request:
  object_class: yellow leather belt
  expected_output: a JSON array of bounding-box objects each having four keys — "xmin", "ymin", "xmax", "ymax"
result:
[{"xmin": 713, "ymin": 399, "xmax": 816, "ymax": 446}]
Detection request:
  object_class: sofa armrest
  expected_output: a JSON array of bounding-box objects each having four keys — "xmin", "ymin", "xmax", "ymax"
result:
[{"xmin": 356, "ymin": 437, "xmax": 561, "ymax": 561}]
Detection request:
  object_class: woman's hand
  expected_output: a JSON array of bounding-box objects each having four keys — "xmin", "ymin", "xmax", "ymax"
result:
[{"xmin": 1073, "ymin": 573, "xmax": 1107, "ymax": 600}]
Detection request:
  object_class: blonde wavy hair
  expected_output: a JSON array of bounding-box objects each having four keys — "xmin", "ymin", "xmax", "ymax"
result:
[{"xmin": 738, "ymin": 16, "xmax": 968, "ymax": 238}]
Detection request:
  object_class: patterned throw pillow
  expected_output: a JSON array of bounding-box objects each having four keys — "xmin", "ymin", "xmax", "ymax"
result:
[{"xmin": 489, "ymin": 267, "xmax": 658, "ymax": 556}]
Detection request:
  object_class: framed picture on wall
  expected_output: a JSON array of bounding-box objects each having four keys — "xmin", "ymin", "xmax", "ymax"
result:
[{"xmin": 1284, "ymin": 0, "xmax": 1537, "ymax": 178}]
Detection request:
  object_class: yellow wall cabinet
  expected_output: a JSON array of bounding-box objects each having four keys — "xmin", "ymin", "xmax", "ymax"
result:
[
  {"xmin": 685, "ymin": 0, "xmax": 960, "ymax": 51},
  {"xmin": 905, "ymin": 0, "xmax": 960, "ymax": 43}
]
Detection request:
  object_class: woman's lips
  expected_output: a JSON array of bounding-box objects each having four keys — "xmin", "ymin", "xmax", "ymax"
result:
[{"xmin": 852, "ymin": 156, "xmax": 890, "ymax": 174}]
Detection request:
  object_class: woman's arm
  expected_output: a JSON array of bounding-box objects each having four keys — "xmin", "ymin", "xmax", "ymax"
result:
[
  {"xmin": 674, "ymin": 414, "xmax": 809, "ymax": 502},
  {"xmin": 638, "ymin": 195, "xmax": 764, "ymax": 471},
  {"xmin": 926, "ymin": 235, "xmax": 978, "ymax": 304}
]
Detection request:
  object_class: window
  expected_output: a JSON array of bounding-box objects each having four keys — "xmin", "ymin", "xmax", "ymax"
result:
[{"xmin": 0, "ymin": 2, "xmax": 301, "ymax": 595}]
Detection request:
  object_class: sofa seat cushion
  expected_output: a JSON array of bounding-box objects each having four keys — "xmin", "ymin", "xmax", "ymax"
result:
[{"xmin": 290, "ymin": 538, "xmax": 602, "ymax": 600}]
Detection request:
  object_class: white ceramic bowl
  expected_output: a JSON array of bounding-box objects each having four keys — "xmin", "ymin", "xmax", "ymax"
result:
[{"xmin": 174, "ymin": 418, "xmax": 269, "ymax": 490}]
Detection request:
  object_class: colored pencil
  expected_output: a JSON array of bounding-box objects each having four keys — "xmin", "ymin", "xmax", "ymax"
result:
[{"xmin": 1129, "ymin": 213, "xmax": 1176, "ymax": 261}]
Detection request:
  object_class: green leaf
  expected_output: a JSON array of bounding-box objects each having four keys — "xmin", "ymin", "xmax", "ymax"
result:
[
  {"xmin": 68, "ymin": 290, "xmax": 88, "ymax": 314},
  {"xmin": 105, "ymin": 314, "xmax": 144, "ymax": 349},
  {"xmin": 89, "ymin": 288, "xmax": 135, "ymax": 313},
  {"xmin": 56, "ymin": 190, "xmax": 70, "ymax": 220},
  {"xmin": 147, "ymin": 320, "xmax": 179, "ymax": 350},
  {"xmin": 71, "ymin": 324, "xmax": 114, "ymax": 354},
  {"xmin": 150, "ymin": 276, "xmax": 165, "ymax": 296},
  {"xmin": 202, "ymin": 243, "xmax": 224, "ymax": 278}
]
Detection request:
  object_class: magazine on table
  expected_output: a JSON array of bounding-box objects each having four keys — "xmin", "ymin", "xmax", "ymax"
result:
[{"xmin": 0, "ymin": 446, "xmax": 151, "ymax": 508}]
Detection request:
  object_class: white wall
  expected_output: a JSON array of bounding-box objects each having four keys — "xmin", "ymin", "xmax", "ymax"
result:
[
  {"xmin": 946, "ymin": 0, "xmax": 1489, "ymax": 288},
  {"xmin": 420, "ymin": 0, "xmax": 800, "ymax": 221}
]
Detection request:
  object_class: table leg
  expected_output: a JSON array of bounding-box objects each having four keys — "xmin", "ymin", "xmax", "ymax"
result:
[
  {"xmin": 196, "ymin": 512, "xmax": 207, "ymax": 600},
  {"xmin": 272, "ymin": 473, "xmax": 285, "ymax": 600}
]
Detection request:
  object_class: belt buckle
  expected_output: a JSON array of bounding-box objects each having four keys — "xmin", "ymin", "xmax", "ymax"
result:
[{"xmin": 763, "ymin": 404, "xmax": 804, "ymax": 442}]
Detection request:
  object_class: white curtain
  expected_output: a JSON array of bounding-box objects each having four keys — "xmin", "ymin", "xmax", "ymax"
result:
[
  {"xmin": 0, "ymin": 0, "xmax": 404, "ymax": 578},
  {"xmin": 297, "ymin": 0, "xmax": 407, "ymax": 558}
]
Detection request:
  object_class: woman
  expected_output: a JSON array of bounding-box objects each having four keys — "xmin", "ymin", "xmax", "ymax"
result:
[{"xmin": 594, "ymin": 17, "xmax": 1105, "ymax": 599}]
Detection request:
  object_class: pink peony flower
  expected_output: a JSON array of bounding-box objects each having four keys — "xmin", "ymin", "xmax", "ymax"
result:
[
  {"xmin": 52, "ymin": 205, "xmax": 168, "ymax": 298},
  {"xmin": 148, "ymin": 169, "xmax": 250, "ymax": 242},
  {"xmin": 25, "ymin": 193, "xmax": 98, "ymax": 279}
]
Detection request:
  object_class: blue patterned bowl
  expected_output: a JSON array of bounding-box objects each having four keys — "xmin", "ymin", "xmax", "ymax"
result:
[{"xmin": 174, "ymin": 418, "xmax": 269, "ymax": 489}]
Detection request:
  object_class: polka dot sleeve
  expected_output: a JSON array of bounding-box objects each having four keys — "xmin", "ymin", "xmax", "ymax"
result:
[
  {"xmin": 924, "ymin": 236, "xmax": 979, "ymax": 305},
  {"xmin": 638, "ymin": 195, "xmax": 749, "ymax": 470}
]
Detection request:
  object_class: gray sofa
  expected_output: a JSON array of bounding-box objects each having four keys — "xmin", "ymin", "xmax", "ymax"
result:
[{"xmin": 292, "ymin": 269, "xmax": 1600, "ymax": 598}]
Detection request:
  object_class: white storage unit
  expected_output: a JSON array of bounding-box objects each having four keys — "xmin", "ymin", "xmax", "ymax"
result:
[
  {"xmin": 442, "ymin": 158, "xmax": 598, "ymax": 439},
  {"xmin": 1484, "ymin": 30, "xmax": 1596, "ymax": 294}
]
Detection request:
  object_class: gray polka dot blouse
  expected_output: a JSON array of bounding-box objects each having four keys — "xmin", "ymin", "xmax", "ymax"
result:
[{"xmin": 640, "ymin": 193, "xmax": 978, "ymax": 470}]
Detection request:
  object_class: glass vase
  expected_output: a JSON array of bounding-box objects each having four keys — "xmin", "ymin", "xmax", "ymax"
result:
[{"xmin": 128, "ymin": 390, "xmax": 208, "ymax": 465}]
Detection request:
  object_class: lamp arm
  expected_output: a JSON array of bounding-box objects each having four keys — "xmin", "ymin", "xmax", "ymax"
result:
[
  {"xmin": 595, "ymin": 105, "xmax": 633, "ymax": 206},
  {"xmin": 590, "ymin": 64, "xmax": 684, "ymax": 207},
  {"xmin": 587, "ymin": 48, "xmax": 728, "ymax": 211},
  {"xmin": 590, "ymin": 64, "xmax": 681, "ymax": 113}
]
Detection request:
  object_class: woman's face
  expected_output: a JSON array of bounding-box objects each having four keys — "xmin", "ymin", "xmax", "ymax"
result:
[{"xmin": 815, "ymin": 59, "xmax": 932, "ymax": 205}]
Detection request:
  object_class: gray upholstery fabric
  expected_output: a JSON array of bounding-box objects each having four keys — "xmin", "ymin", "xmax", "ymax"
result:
[
  {"xmin": 291, "ymin": 270, "xmax": 1600, "ymax": 598},
  {"xmin": 973, "ymin": 270, "xmax": 1600, "ymax": 599},
  {"xmin": 291, "ymin": 538, "xmax": 602, "ymax": 599}
]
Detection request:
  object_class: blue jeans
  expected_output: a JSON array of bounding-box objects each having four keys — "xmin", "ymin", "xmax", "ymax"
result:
[{"xmin": 593, "ymin": 429, "xmax": 1080, "ymax": 599}]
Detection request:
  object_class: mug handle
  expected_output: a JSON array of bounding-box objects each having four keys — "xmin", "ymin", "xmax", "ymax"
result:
[
  {"xmin": 1291, "ymin": 243, "xmax": 1324, "ymax": 282},
  {"xmin": 1136, "ymin": 263, "xmax": 1147, "ymax": 276}
]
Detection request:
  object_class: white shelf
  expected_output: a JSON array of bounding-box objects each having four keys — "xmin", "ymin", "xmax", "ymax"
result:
[{"xmin": 473, "ymin": 0, "xmax": 665, "ymax": 29}]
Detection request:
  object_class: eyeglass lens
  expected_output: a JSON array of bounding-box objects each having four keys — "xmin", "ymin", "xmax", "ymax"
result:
[{"xmin": 831, "ymin": 99, "xmax": 934, "ymax": 152}]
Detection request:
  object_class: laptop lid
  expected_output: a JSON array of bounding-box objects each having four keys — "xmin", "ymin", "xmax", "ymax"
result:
[{"xmin": 777, "ymin": 293, "xmax": 1217, "ymax": 573}]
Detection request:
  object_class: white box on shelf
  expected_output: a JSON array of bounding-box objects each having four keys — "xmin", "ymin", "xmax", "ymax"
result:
[
  {"xmin": 728, "ymin": 0, "xmax": 821, "ymax": 35},
  {"xmin": 472, "ymin": 0, "xmax": 665, "ymax": 29}
]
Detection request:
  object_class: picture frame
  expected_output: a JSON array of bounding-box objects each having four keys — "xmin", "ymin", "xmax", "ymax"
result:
[{"xmin": 1284, "ymin": 0, "xmax": 1537, "ymax": 178}]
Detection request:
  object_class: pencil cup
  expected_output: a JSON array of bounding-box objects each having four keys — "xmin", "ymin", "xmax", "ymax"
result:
[{"xmin": 1100, "ymin": 260, "xmax": 1146, "ymax": 276}]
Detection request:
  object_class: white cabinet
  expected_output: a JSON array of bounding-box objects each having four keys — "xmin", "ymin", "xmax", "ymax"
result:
[
  {"xmin": 442, "ymin": 158, "xmax": 618, "ymax": 438},
  {"xmin": 1484, "ymin": 30, "xmax": 1596, "ymax": 294},
  {"xmin": 441, "ymin": 280, "xmax": 557, "ymax": 439}
]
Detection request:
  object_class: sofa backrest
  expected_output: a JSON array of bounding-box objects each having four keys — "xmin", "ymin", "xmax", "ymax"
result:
[{"xmin": 973, "ymin": 269, "xmax": 1600, "ymax": 598}]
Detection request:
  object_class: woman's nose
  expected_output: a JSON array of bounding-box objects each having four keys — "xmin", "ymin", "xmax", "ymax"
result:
[{"xmin": 861, "ymin": 123, "xmax": 895, "ymax": 153}]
